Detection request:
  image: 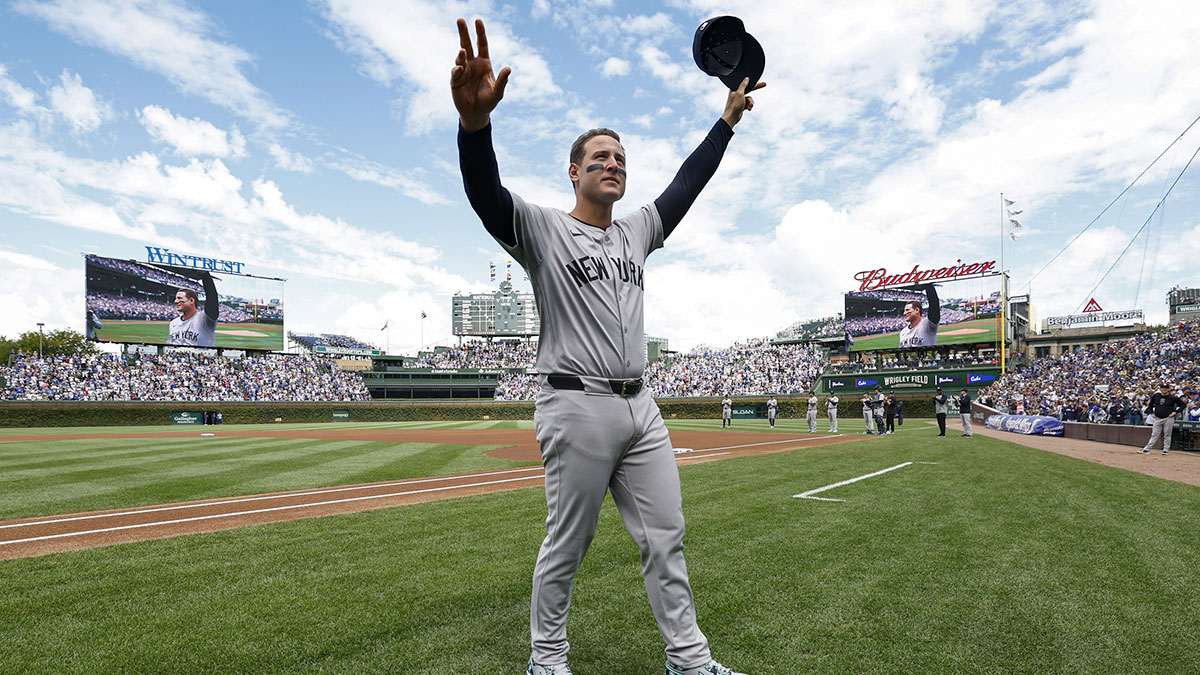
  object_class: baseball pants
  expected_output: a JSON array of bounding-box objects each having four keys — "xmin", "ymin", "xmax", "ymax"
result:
[
  {"xmin": 886, "ymin": 415, "xmax": 895, "ymax": 433},
  {"xmin": 828, "ymin": 409, "xmax": 838, "ymax": 432},
  {"xmin": 722, "ymin": 410, "xmax": 731, "ymax": 427},
  {"xmin": 936, "ymin": 413, "xmax": 947, "ymax": 436},
  {"xmin": 863, "ymin": 409, "xmax": 874, "ymax": 433},
  {"xmin": 1143, "ymin": 416, "xmax": 1174, "ymax": 452},
  {"xmin": 807, "ymin": 410, "xmax": 817, "ymax": 433},
  {"xmin": 768, "ymin": 410, "xmax": 777, "ymax": 427},
  {"xmin": 960, "ymin": 413, "xmax": 973, "ymax": 437},
  {"xmin": 531, "ymin": 379, "xmax": 710, "ymax": 667}
]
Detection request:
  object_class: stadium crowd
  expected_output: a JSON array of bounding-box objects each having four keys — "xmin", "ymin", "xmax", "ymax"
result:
[
  {"xmin": 0, "ymin": 352, "xmax": 370, "ymax": 402},
  {"xmin": 88, "ymin": 293, "xmax": 255, "ymax": 323},
  {"xmin": 89, "ymin": 255, "xmax": 203, "ymax": 290},
  {"xmin": 979, "ymin": 321, "xmax": 1200, "ymax": 423},
  {"xmin": 775, "ymin": 315, "xmax": 843, "ymax": 341},
  {"xmin": 422, "ymin": 340, "xmax": 538, "ymax": 370},
  {"xmin": 643, "ymin": 340, "xmax": 825, "ymax": 397},
  {"xmin": 290, "ymin": 333, "xmax": 378, "ymax": 351}
]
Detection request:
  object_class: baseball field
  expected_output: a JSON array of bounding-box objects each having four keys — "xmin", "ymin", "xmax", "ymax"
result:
[
  {"xmin": 93, "ymin": 319, "xmax": 285, "ymax": 351},
  {"xmin": 851, "ymin": 317, "xmax": 1001, "ymax": 352},
  {"xmin": 2, "ymin": 417, "xmax": 1199, "ymax": 673}
]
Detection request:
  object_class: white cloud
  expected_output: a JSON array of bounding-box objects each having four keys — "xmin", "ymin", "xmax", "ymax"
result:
[
  {"xmin": 138, "ymin": 105, "xmax": 246, "ymax": 157},
  {"xmin": 0, "ymin": 64, "xmax": 40, "ymax": 113},
  {"xmin": 0, "ymin": 249, "xmax": 76, "ymax": 338},
  {"xmin": 15, "ymin": 0, "xmax": 289, "ymax": 129},
  {"xmin": 47, "ymin": 70, "xmax": 111, "ymax": 132},
  {"xmin": 319, "ymin": 0, "xmax": 564, "ymax": 134},
  {"xmin": 267, "ymin": 143, "xmax": 315, "ymax": 174},
  {"xmin": 600, "ymin": 57, "xmax": 630, "ymax": 78},
  {"xmin": 326, "ymin": 155, "xmax": 450, "ymax": 206}
]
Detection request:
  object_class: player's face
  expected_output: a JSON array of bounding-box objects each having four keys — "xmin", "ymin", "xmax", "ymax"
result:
[
  {"xmin": 903, "ymin": 302, "xmax": 921, "ymax": 325},
  {"xmin": 572, "ymin": 135, "xmax": 626, "ymax": 203},
  {"xmin": 174, "ymin": 291, "xmax": 195, "ymax": 314}
]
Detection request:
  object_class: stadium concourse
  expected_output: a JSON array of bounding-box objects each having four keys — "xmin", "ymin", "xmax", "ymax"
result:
[{"xmin": 979, "ymin": 320, "xmax": 1200, "ymax": 423}]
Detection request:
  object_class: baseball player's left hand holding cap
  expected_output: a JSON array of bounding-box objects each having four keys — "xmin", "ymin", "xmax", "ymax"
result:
[{"xmin": 692, "ymin": 16, "xmax": 765, "ymax": 92}]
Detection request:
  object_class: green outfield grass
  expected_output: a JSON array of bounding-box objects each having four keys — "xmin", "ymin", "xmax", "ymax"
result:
[
  {"xmin": 2, "ymin": 421, "xmax": 1199, "ymax": 672},
  {"xmin": 851, "ymin": 316, "xmax": 1000, "ymax": 352},
  {"xmin": 94, "ymin": 319, "xmax": 284, "ymax": 350}
]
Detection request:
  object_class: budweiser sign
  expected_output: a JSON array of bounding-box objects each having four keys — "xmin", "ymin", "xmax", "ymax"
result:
[{"xmin": 854, "ymin": 259, "xmax": 997, "ymax": 291}]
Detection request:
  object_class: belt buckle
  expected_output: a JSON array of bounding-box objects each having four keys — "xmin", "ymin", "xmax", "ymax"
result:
[{"xmin": 620, "ymin": 379, "xmax": 636, "ymax": 397}]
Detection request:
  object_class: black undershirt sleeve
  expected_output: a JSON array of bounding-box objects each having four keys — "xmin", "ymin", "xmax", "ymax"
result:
[
  {"xmin": 458, "ymin": 123, "xmax": 517, "ymax": 248},
  {"xmin": 655, "ymin": 120, "xmax": 734, "ymax": 239},
  {"xmin": 202, "ymin": 273, "xmax": 219, "ymax": 322},
  {"xmin": 925, "ymin": 284, "xmax": 940, "ymax": 325}
]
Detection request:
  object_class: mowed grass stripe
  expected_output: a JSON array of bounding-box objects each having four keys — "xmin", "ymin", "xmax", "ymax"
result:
[
  {"xmin": 0, "ymin": 436, "xmax": 305, "ymax": 472},
  {"xmin": 0, "ymin": 434, "xmax": 1197, "ymax": 672},
  {"xmin": 0, "ymin": 436, "xmax": 532, "ymax": 519}
]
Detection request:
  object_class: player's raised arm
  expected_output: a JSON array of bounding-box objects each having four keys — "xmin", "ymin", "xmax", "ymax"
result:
[
  {"xmin": 201, "ymin": 272, "xmax": 219, "ymax": 322},
  {"xmin": 451, "ymin": 18, "xmax": 511, "ymax": 133},
  {"xmin": 924, "ymin": 284, "xmax": 940, "ymax": 325},
  {"xmin": 453, "ymin": 18, "xmax": 517, "ymax": 248},
  {"xmin": 655, "ymin": 77, "xmax": 766, "ymax": 239}
]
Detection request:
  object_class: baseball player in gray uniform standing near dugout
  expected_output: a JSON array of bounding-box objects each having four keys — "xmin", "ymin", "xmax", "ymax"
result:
[
  {"xmin": 721, "ymin": 395, "xmax": 733, "ymax": 428},
  {"xmin": 451, "ymin": 18, "xmax": 762, "ymax": 675},
  {"xmin": 826, "ymin": 393, "xmax": 839, "ymax": 432},
  {"xmin": 767, "ymin": 395, "xmax": 779, "ymax": 428},
  {"xmin": 806, "ymin": 392, "xmax": 818, "ymax": 433}
]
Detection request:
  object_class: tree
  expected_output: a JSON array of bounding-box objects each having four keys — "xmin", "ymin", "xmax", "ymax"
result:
[{"xmin": 0, "ymin": 328, "xmax": 98, "ymax": 363}]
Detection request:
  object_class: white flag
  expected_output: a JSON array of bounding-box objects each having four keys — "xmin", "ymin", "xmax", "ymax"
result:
[
  {"xmin": 1008, "ymin": 209, "xmax": 1023, "ymax": 216},
  {"xmin": 1010, "ymin": 219, "xmax": 1023, "ymax": 229},
  {"xmin": 1010, "ymin": 231, "xmax": 1022, "ymax": 241},
  {"xmin": 1004, "ymin": 198, "xmax": 1015, "ymax": 206}
]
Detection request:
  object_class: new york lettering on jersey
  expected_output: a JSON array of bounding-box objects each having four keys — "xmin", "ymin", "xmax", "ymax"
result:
[{"xmin": 500, "ymin": 192, "xmax": 662, "ymax": 379}]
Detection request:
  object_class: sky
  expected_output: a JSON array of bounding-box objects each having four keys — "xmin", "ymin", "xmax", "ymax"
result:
[{"xmin": 1, "ymin": 0, "xmax": 1199, "ymax": 355}]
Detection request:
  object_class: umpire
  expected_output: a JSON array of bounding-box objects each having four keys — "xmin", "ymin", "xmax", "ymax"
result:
[{"xmin": 1139, "ymin": 383, "xmax": 1185, "ymax": 455}]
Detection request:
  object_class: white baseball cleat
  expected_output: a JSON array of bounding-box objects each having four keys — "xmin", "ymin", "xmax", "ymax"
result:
[
  {"xmin": 665, "ymin": 659, "xmax": 747, "ymax": 675},
  {"xmin": 527, "ymin": 658, "xmax": 573, "ymax": 674}
]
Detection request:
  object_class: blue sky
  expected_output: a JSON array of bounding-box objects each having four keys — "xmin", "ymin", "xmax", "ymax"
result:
[{"xmin": 1, "ymin": 0, "xmax": 1198, "ymax": 354}]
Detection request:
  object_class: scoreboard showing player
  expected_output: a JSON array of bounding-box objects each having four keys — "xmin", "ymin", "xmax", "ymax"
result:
[
  {"xmin": 452, "ymin": 280, "xmax": 540, "ymax": 337},
  {"xmin": 845, "ymin": 275, "xmax": 1002, "ymax": 352},
  {"xmin": 85, "ymin": 254, "xmax": 285, "ymax": 351}
]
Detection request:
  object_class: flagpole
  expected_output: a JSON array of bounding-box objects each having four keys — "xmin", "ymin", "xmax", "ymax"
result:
[
  {"xmin": 387, "ymin": 322, "xmax": 390, "ymax": 355},
  {"xmin": 420, "ymin": 313, "xmax": 425, "ymax": 350},
  {"xmin": 1000, "ymin": 193, "xmax": 1006, "ymax": 376}
]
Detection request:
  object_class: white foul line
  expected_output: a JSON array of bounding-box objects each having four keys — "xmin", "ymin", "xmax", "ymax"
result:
[
  {"xmin": 793, "ymin": 462, "xmax": 915, "ymax": 502},
  {"xmin": 0, "ymin": 445, "xmax": 763, "ymax": 546}
]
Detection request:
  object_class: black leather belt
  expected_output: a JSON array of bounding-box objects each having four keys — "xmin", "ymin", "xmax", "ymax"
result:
[{"xmin": 547, "ymin": 375, "xmax": 643, "ymax": 397}]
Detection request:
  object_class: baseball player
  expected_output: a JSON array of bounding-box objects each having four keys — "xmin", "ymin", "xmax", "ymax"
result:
[
  {"xmin": 861, "ymin": 393, "xmax": 875, "ymax": 434},
  {"xmin": 897, "ymin": 284, "xmax": 940, "ymax": 349},
  {"xmin": 767, "ymin": 395, "xmax": 779, "ymax": 428},
  {"xmin": 806, "ymin": 392, "xmax": 818, "ymax": 433},
  {"xmin": 721, "ymin": 395, "xmax": 733, "ymax": 428},
  {"xmin": 932, "ymin": 387, "xmax": 949, "ymax": 437},
  {"xmin": 1139, "ymin": 383, "xmax": 1185, "ymax": 455},
  {"xmin": 168, "ymin": 272, "xmax": 218, "ymax": 347},
  {"xmin": 826, "ymin": 393, "xmax": 839, "ymax": 432},
  {"xmin": 872, "ymin": 387, "xmax": 887, "ymax": 435},
  {"xmin": 451, "ymin": 18, "xmax": 760, "ymax": 675},
  {"xmin": 954, "ymin": 388, "xmax": 973, "ymax": 437}
]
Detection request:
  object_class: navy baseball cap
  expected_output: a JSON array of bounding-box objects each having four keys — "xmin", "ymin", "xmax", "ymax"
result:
[{"xmin": 692, "ymin": 16, "xmax": 765, "ymax": 92}]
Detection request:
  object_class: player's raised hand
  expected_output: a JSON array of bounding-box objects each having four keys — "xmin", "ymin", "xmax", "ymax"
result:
[
  {"xmin": 721, "ymin": 77, "xmax": 766, "ymax": 128},
  {"xmin": 451, "ymin": 18, "xmax": 511, "ymax": 133}
]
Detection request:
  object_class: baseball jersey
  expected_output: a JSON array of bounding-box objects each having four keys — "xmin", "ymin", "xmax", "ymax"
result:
[
  {"xmin": 827, "ymin": 395, "xmax": 839, "ymax": 409},
  {"xmin": 767, "ymin": 398, "xmax": 778, "ymax": 413},
  {"xmin": 498, "ymin": 192, "xmax": 661, "ymax": 379},
  {"xmin": 722, "ymin": 397, "xmax": 732, "ymax": 410},
  {"xmin": 169, "ymin": 310, "xmax": 216, "ymax": 347},
  {"xmin": 897, "ymin": 317, "xmax": 938, "ymax": 348},
  {"xmin": 808, "ymin": 395, "xmax": 818, "ymax": 409}
]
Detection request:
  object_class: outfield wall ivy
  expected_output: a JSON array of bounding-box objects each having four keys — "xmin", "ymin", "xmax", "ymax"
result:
[{"xmin": 0, "ymin": 395, "xmax": 936, "ymax": 428}]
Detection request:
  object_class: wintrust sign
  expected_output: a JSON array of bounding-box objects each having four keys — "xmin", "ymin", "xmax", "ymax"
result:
[{"xmin": 854, "ymin": 259, "xmax": 997, "ymax": 291}]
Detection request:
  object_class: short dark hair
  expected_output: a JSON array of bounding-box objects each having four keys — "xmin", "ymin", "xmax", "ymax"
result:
[
  {"xmin": 570, "ymin": 128, "xmax": 621, "ymax": 166},
  {"xmin": 905, "ymin": 300, "xmax": 922, "ymax": 313},
  {"xmin": 178, "ymin": 288, "xmax": 198, "ymax": 305}
]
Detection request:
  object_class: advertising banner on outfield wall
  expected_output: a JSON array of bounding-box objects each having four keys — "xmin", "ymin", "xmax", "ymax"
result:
[
  {"xmin": 86, "ymin": 254, "xmax": 285, "ymax": 351},
  {"xmin": 985, "ymin": 414, "xmax": 1064, "ymax": 436},
  {"xmin": 171, "ymin": 411, "xmax": 203, "ymax": 425},
  {"xmin": 822, "ymin": 369, "xmax": 998, "ymax": 394},
  {"xmin": 845, "ymin": 274, "xmax": 1002, "ymax": 352}
]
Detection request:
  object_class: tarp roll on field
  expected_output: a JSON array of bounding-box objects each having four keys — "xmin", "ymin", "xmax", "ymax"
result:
[{"xmin": 985, "ymin": 414, "xmax": 1065, "ymax": 436}]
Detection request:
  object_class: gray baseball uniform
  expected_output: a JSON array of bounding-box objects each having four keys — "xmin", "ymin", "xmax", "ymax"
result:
[
  {"xmin": 827, "ymin": 395, "xmax": 839, "ymax": 432},
  {"xmin": 767, "ymin": 397, "xmax": 778, "ymax": 427},
  {"xmin": 806, "ymin": 394, "xmax": 818, "ymax": 433},
  {"xmin": 721, "ymin": 396, "xmax": 732, "ymax": 426},
  {"xmin": 168, "ymin": 310, "xmax": 216, "ymax": 347}
]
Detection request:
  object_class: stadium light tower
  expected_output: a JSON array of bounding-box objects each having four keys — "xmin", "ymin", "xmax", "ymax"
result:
[{"xmin": 36, "ymin": 322, "xmax": 44, "ymax": 357}]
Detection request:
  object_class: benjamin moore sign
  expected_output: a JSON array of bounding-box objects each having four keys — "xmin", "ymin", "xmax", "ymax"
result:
[{"xmin": 1046, "ymin": 309, "xmax": 1143, "ymax": 327}]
